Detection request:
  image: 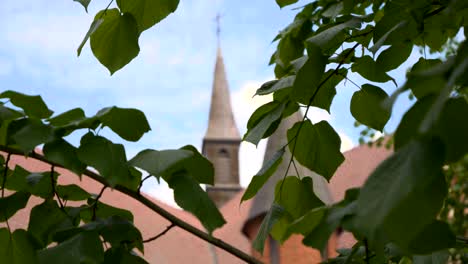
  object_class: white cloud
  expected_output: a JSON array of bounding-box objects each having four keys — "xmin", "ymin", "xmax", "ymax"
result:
[
  {"xmin": 231, "ymin": 79, "xmax": 274, "ymax": 134},
  {"xmin": 338, "ymin": 132, "xmax": 355, "ymax": 152},
  {"xmin": 304, "ymin": 107, "xmax": 331, "ymax": 123},
  {"xmin": 142, "ymin": 178, "xmax": 180, "ymax": 208}
]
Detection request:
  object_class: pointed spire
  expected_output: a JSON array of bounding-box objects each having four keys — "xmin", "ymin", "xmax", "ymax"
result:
[
  {"xmin": 245, "ymin": 111, "xmax": 334, "ymax": 223},
  {"xmin": 204, "ymin": 19, "xmax": 240, "ymax": 140}
]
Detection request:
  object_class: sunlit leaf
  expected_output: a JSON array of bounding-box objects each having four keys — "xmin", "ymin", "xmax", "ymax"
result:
[
  {"xmin": 90, "ymin": 9, "xmax": 140, "ymax": 74},
  {"xmin": 117, "ymin": 0, "xmax": 179, "ymax": 33}
]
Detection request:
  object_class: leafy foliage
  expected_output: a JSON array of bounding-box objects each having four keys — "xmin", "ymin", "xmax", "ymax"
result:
[{"xmin": 0, "ymin": 0, "xmax": 467, "ymax": 263}]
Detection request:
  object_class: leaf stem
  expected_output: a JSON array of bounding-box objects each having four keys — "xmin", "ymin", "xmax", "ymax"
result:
[
  {"xmin": 0, "ymin": 146, "xmax": 262, "ymax": 264},
  {"xmin": 50, "ymin": 165, "xmax": 65, "ymax": 210}
]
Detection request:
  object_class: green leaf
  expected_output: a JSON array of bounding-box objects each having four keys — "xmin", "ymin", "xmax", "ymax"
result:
[
  {"xmin": 244, "ymin": 101, "xmax": 286, "ymax": 146},
  {"xmin": 56, "ymin": 184, "xmax": 91, "ymax": 201},
  {"xmin": 117, "ymin": 0, "xmax": 179, "ymax": 33},
  {"xmin": 253, "ymin": 203, "xmax": 285, "ymax": 253},
  {"xmin": 322, "ymin": 2, "xmax": 344, "ymax": 19},
  {"xmin": 355, "ymin": 139, "xmax": 447, "ymax": 251},
  {"xmin": 73, "ymin": 0, "xmax": 91, "ymax": 12},
  {"xmin": 272, "ymin": 176, "xmax": 325, "ymax": 241},
  {"xmin": 275, "ymin": 35, "xmax": 304, "ymax": 70},
  {"xmin": 376, "ymin": 42, "xmax": 413, "ymax": 72},
  {"xmin": 178, "ymin": 145, "xmax": 214, "ymax": 185},
  {"xmin": 47, "ymin": 108, "xmax": 86, "ymax": 127},
  {"xmin": 283, "ymin": 207, "xmax": 326, "ymax": 238},
  {"xmin": 97, "ymin": 107, "xmax": 150, "ymax": 142},
  {"xmin": 129, "ymin": 148, "xmax": 193, "ymax": 178},
  {"xmin": 275, "ymin": 177, "xmax": 325, "ymax": 219},
  {"xmin": 350, "ymin": 84, "xmax": 390, "ymax": 131},
  {"xmin": 28, "ymin": 200, "xmax": 74, "ymax": 248},
  {"xmin": 394, "ymin": 96, "xmax": 434, "ymax": 150},
  {"xmin": 419, "ymin": 43, "xmax": 468, "ymax": 133},
  {"xmin": 0, "ymin": 229, "xmax": 39, "ymax": 264},
  {"xmin": 0, "ymin": 192, "xmax": 30, "ymax": 221},
  {"xmin": 0, "ymin": 91, "xmax": 53, "ymax": 119},
  {"xmin": 90, "ymin": 9, "xmax": 140, "ymax": 75},
  {"xmin": 405, "ymin": 58, "xmax": 445, "ymax": 99},
  {"xmin": 241, "ymin": 148, "xmax": 285, "ymax": 202},
  {"xmin": 291, "ymin": 44, "xmax": 327, "ymax": 104},
  {"xmin": 10, "ymin": 118, "xmax": 53, "ymax": 152},
  {"xmin": 303, "ymin": 204, "xmax": 356, "ymax": 251},
  {"xmin": 276, "ymin": 0, "xmax": 298, "ymax": 8},
  {"xmin": 81, "ymin": 199, "xmax": 134, "ymax": 223},
  {"xmin": 395, "ymin": 97, "xmax": 468, "ymax": 162},
  {"xmin": 370, "ymin": 21, "xmax": 406, "ymax": 53},
  {"xmin": 408, "ymin": 220, "xmax": 455, "ymax": 254},
  {"xmin": 92, "ymin": 216, "xmax": 143, "ymax": 252},
  {"xmin": 167, "ymin": 171, "xmax": 225, "ymax": 233},
  {"xmin": 78, "ymin": 18, "xmax": 103, "ymax": 56},
  {"xmin": 5, "ymin": 166, "xmax": 57, "ymax": 199},
  {"xmin": 104, "ymin": 247, "xmax": 149, "ymax": 264},
  {"xmin": 310, "ymin": 69, "xmax": 345, "ymax": 112},
  {"xmin": 307, "ymin": 17, "xmax": 361, "ymax": 53},
  {"xmin": 38, "ymin": 231, "xmax": 104, "ymax": 264},
  {"xmin": 43, "ymin": 139, "xmax": 86, "ymax": 176},
  {"xmin": 256, "ymin": 76, "xmax": 295, "ymax": 96},
  {"xmin": 351, "ymin": 56, "xmax": 394, "ymax": 83},
  {"xmin": 287, "ymin": 120, "xmax": 344, "ymax": 180},
  {"xmin": 0, "ymin": 105, "xmax": 23, "ymax": 123},
  {"xmin": 77, "ymin": 133, "xmax": 138, "ymax": 189},
  {"xmin": 436, "ymin": 97, "xmax": 468, "ymax": 162}
]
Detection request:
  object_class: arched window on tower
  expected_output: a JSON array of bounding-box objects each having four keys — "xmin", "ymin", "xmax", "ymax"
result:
[
  {"xmin": 218, "ymin": 148, "xmax": 229, "ymax": 158},
  {"xmin": 216, "ymin": 148, "xmax": 231, "ymax": 183}
]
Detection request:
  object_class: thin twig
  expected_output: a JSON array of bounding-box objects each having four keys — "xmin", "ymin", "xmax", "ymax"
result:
[
  {"xmin": 99, "ymin": 0, "xmax": 115, "ymax": 19},
  {"xmin": 143, "ymin": 223, "xmax": 176, "ymax": 243},
  {"xmin": 138, "ymin": 174, "xmax": 153, "ymax": 195},
  {"xmin": 291, "ymin": 159, "xmax": 301, "ymax": 179},
  {"xmin": 1, "ymin": 153, "xmax": 11, "ymax": 233},
  {"xmin": 1, "ymin": 153, "xmax": 11, "ymax": 198},
  {"xmin": 364, "ymin": 238, "xmax": 370, "ymax": 264},
  {"xmin": 339, "ymin": 72, "xmax": 361, "ymax": 90},
  {"xmin": 50, "ymin": 165, "xmax": 65, "ymax": 209},
  {"xmin": 0, "ymin": 146, "xmax": 262, "ymax": 264},
  {"xmin": 92, "ymin": 185, "xmax": 107, "ymax": 221},
  {"xmin": 278, "ymin": 43, "xmax": 360, "ymax": 198}
]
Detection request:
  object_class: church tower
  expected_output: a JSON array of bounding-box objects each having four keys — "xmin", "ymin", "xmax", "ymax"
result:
[{"xmin": 203, "ymin": 17, "xmax": 242, "ymax": 207}]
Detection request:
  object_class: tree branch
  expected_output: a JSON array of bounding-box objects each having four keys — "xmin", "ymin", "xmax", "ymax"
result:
[
  {"xmin": 0, "ymin": 145, "xmax": 262, "ymax": 264},
  {"xmin": 143, "ymin": 223, "xmax": 175, "ymax": 243}
]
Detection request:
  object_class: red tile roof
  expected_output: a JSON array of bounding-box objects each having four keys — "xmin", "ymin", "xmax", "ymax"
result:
[{"xmin": 1, "ymin": 142, "xmax": 392, "ymax": 263}]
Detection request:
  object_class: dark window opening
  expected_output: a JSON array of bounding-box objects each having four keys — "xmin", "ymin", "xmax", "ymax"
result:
[{"xmin": 218, "ymin": 148, "xmax": 229, "ymax": 157}]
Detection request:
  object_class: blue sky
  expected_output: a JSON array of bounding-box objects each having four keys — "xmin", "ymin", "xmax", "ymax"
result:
[{"xmin": 0, "ymin": 0, "xmax": 418, "ymax": 206}]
